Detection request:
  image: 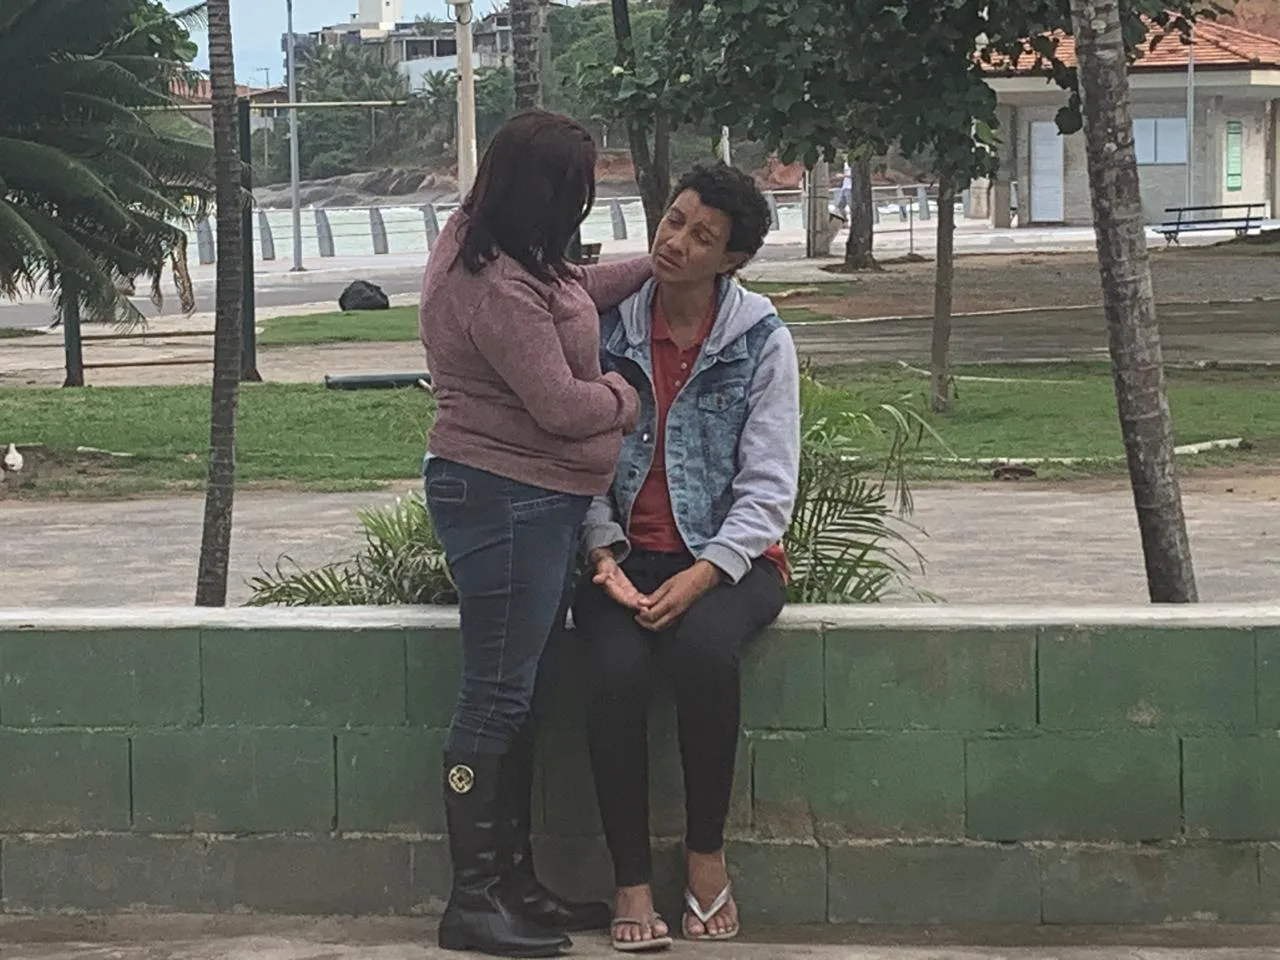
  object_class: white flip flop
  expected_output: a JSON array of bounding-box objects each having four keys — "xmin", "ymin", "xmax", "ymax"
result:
[{"xmin": 682, "ymin": 884, "xmax": 739, "ymax": 942}]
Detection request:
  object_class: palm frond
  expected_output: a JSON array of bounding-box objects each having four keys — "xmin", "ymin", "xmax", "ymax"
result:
[
  {"xmin": 247, "ymin": 496, "xmax": 458, "ymax": 607},
  {"xmin": 0, "ymin": 0, "xmax": 214, "ymax": 312}
]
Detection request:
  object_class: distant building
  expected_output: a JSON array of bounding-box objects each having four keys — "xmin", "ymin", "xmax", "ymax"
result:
[
  {"xmin": 170, "ymin": 77, "xmax": 288, "ymax": 132},
  {"xmin": 986, "ymin": 20, "xmax": 1280, "ymax": 226},
  {"xmin": 283, "ymin": 3, "xmax": 513, "ymax": 93}
]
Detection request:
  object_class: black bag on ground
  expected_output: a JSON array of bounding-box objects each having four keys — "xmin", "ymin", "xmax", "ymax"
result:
[{"xmin": 339, "ymin": 280, "xmax": 391, "ymax": 312}]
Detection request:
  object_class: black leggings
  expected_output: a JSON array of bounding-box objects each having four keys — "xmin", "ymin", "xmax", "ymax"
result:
[{"xmin": 572, "ymin": 551, "xmax": 785, "ymax": 888}]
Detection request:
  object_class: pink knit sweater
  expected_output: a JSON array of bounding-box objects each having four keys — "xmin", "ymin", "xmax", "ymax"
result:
[{"xmin": 420, "ymin": 214, "xmax": 650, "ymax": 496}]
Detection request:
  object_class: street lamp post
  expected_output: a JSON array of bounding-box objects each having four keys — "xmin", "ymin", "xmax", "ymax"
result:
[
  {"xmin": 1186, "ymin": 24, "xmax": 1196, "ymax": 207},
  {"xmin": 448, "ymin": 0, "xmax": 478, "ymax": 199},
  {"xmin": 256, "ymin": 68, "xmax": 272, "ymax": 170},
  {"xmin": 286, "ymin": 0, "xmax": 304, "ymax": 272}
]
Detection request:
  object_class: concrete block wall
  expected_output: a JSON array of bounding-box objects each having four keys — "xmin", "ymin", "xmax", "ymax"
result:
[{"xmin": 1, "ymin": 607, "xmax": 1280, "ymax": 923}]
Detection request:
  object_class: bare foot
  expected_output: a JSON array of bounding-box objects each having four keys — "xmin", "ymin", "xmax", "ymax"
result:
[
  {"xmin": 684, "ymin": 850, "xmax": 739, "ymax": 939},
  {"xmin": 612, "ymin": 885, "xmax": 670, "ymax": 946}
]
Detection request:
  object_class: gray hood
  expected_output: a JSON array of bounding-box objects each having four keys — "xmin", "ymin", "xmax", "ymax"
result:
[{"xmin": 618, "ymin": 277, "xmax": 778, "ymax": 354}]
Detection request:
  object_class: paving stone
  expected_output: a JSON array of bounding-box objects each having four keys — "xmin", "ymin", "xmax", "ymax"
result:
[
  {"xmin": 217, "ymin": 838, "xmax": 413, "ymax": 915},
  {"xmin": 1185, "ymin": 736, "xmax": 1280, "ymax": 840},
  {"xmin": 727, "ymin": 841, "xmax": 827, "ymax": 925},
  {"xmin": 133, "ymin": 729, "xmax": 334, "ymax": 833},
  {"xmin": 1042, "ymin": 846, "xmax": 1263, "ymax": 923},
  {"xmin": 1039, "ymin": 627, "xmax": 1255, "ymax": 730},
  {"xmin": 1, "ymin": 836, "xmax": 229, "ymax": 912},
  {"xmin": 0, "ymin": 629, "xmax": 200, "ymax": 728},
  {"xmin": 753, "ymin": 733, "xmax": 965, "ymax": 842},
  {"xmin": 406, "ymin": 630, "xmax": 462, "ymax": 729},
  {"xmin": 966, "ymin": 734, "xmax": 1181, "ymax": 841},
  {"xmin": 743, "ymin": 627, "xmax": 824, "ymax": 730},
  {"xmin": 828, "ymin": 844, "xmax": 1040, "ymax": 924},
  {"xmin": 338, "ymin": 729, "xmax": 447, "ymax": 834},
  {"xmin": 0, "ymin": 731, "xmax": 129, "ymax": 831},
  {"xmin": 202, "ymin": 628, "xmax": 405, "ymax": 726},
  {"xmin": 825, "ymin": 628, "xmax": 1035, "ymax": 732}
]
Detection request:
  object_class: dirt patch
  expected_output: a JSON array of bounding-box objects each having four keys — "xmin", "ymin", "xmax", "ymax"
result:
[
  {"xmin": 815, "ymin": 250, "xmax": 1280, "ymax": 320},
  {"xmin": 925, "ymin": 464, "xmax": 1280, "ymax": 500},
  {"xmin": 0, "ymin": 448, "xmax": 145, "ymax": 499}
]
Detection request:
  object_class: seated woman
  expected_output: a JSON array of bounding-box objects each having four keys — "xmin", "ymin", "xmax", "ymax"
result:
[{"xmin": 573, "ymin": 164, "xmax": 800, "ymax": 953}]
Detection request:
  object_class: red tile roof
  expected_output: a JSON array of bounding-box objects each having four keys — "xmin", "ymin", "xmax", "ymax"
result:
[
  {"xmin": 170, "ymin": 77, "xmax": 286, "ymax": 102},
  {"xmin": 997, "ymin": 18, "xmax": 1280, "ymax": 74}
]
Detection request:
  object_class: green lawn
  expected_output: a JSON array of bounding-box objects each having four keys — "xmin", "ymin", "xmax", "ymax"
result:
[
  {"xmin": 258, "ymin": 307, "xmax": 420, "ymax": 346},
  {"xmin": 820, "ymin": 362, "xmax": 1280, "ymax": 478},
  {"xmin": 258, "ymin": 290, "xmax": 845, "ymax": 347},
  {"xmin": 4, "ymin": 362, "xmax": 1279, "ymax": 499},
  {"xmin": 0, "ymin": 327, "xmax": 41, "ymax": 339},
  {"xmin": 1, "ymin": 383, "xmax": 432, "ymax": 498}
]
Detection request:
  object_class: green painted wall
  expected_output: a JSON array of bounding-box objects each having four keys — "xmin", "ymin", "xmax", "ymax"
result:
[{"xmin": 0, "ymin": 610, "xmax": 1279, "ymax": 923}]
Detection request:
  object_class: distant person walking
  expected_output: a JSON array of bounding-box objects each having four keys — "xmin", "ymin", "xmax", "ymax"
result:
[
  {"xmin": 419, "ymin": 110, "xmax": 651, "ymax": 959},
  {"xmin": 836, "ymin": 160, "xmax": 853, "ymax": 217}
]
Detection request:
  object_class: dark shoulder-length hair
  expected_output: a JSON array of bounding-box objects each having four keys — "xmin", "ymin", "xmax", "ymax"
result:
[{"xmin": 459, "ymin": 110, "xmax": 597, "ymax": 283}]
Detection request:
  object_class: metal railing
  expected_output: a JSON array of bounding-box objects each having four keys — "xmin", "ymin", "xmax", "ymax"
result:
[{"xmin": 186, "ymin": 184, "xmax": 963, "ymax": 265}]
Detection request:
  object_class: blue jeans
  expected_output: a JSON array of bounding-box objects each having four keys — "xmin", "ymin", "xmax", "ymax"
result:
[{"xmin": 424, "ymin": 458, "xmax": 591, "ymax": 754}]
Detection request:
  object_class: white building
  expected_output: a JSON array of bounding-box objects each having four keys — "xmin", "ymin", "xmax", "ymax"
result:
[
  {"xmin": 357, "ymin": 0, "xmax": 403, "ymax": 29},
  {"xmin": 986, "ymin": 20, "xmax": 1280, "ymax": 226},
  {"xmin": 289, "ymin": 4, "xmax": 511, "ymax": 93}
]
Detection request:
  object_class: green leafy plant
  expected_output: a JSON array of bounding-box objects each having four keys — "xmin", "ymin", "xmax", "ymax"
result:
[
  {"xmin": 785, "ymin": 370, "xmax": 937, "ymax": 604},
  {"xmin": 246, "ymin": 495, "xmax": 456, "ymax": 606},
  {"xmin": 248, "ymin": 372, "xmax": 936, "ymax": 607},
  {"xmin": 0, "ymin": 0, "xmax": 215, "ymax": 321}
]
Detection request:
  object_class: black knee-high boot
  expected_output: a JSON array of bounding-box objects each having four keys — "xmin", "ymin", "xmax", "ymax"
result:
[
  {"xmin": 438, "ymin": 751, "xmax": 571, "ymax": 958},
  {"xmin": 502, "ymin": 727, "xmax": 612, "ymax": 932}
]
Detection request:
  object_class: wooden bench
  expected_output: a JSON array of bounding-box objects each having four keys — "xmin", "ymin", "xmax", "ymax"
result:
[
  {"xmin": 1159, "ymin": 203, "xmax": 1265, "ymax": 244},
  {"xmin": 567, "ymin": 239, "xmax": 603, "ymax": 266}
]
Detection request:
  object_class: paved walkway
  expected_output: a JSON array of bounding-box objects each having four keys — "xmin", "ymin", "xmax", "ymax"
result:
[
  {"xmin": 6, "ymin": 298, "xmax": 1280, "ymax": 388},
  {"xmin": 2, "ymin": 915, "xmax": 1280, "ymax": 960},
  {"xmin": 3, "ymin": 480, "xmax": 1277, "ymax": 607}
]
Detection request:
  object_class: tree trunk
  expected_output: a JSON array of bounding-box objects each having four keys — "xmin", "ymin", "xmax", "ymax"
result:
[
  {"xmin": 511, "ymin": 0, "xmax": 541, "ymax": 111},
  {"xmin": 805, "ymin": 160, "xmax": 834, "ymax": 258},
  {"xmin": 843, "ymin": 156, "xmax": 877, "ymax": 269},
  {"xmin": 537, "ymin": 0, "xmax": 553, "ymax": 108},
  {"xmin": 195, "ymin": 0, "xmax": 245, "ymax": 608},
  {"xmin": 612, "ymin": 0, "xmax": 670, "ymax": 245},
  {"xmin": 1069, "ymin": 0, "xmax": 1198, "ymax": 603},
  {"xmin": 930, "ymin": 174, "xmax": 957, "ymax": 413}
]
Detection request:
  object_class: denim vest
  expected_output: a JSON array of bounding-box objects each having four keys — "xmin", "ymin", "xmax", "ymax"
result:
[{"xmin": 599, "ymin": 300, "xmax": 785, "ymax": 556}]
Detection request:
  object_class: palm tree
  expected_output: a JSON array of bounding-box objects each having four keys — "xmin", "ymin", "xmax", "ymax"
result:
[
  {"xmin": 0, "ymin": 0, "xmax": 214, "ymax": 337},
  {"xmin": 1067, "ymin": 0, "xmax": 1197, "ymax": 602},
  {"xmin": 194, "ymin": 0, "xmax": 244, "ymax": 607},
  {"xmin": 511, "ymin": 0, "xmax": 542, "ymax": 110}
]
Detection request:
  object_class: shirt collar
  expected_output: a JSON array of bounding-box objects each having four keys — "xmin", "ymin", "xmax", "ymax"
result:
[{"xmin": 652, "ymin": 287, "xmax": 715, "ymax": 348}]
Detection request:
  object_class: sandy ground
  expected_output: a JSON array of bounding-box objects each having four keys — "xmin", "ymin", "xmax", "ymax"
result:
[
  {"xmin": 3, "ymin": 473, "xmax": 1277, "ymax": 608},
  {"xmin": 3, "ymin": 250, "xmax": 1277, "ymax": 387},
  {"xmin": 806, "ymin": 248, "xmax": 1280, "ymax": 318}
]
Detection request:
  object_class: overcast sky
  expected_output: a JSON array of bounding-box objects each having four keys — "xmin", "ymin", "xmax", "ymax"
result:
[{"xmin": 165, "ymin": 1, "xmax": 470, "ymax": 83}]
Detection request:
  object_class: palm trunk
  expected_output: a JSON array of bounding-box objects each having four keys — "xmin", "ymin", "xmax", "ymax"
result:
[
  {"xmin": 195, "ymin": 0, "xmax": 244, "ymax": 607},
  {"xmin": 843, "ymin": 156, "xmax": 877, "ymax": 269},
  {"xmin": 611, "ymin": 0, "xmax": 671, "ymax": 244},
  {"xmin": 1068, "ymin": 0, "xmax": 1197, "ymax": 602},
  {"xmin": 512, "ymin": 0, "xmax": 541, "ymax": 111},
  {"xmin": 930, "ymin": 174, "xmax": 957, "ymax": 413}
]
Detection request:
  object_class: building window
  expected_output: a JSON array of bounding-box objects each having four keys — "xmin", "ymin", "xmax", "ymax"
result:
[
  {"xmin": 1225, "ymin": 120, "xmax": 1244, "ymax": 192},
  {"xmin": 437, "ymin": 38, "xmax": 457, "ymax": 56},
  {"xmin": 1133, "ymin": 118, "xmax": 1187, "ymax": 165}
]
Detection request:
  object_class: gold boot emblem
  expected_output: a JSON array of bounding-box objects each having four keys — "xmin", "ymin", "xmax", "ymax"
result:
[{"xmin": 448, "ymin": 764, "xmax": 475, "ymax": 795}]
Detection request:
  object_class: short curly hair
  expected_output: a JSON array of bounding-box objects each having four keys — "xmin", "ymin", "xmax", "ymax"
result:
[{"xmin": 670, "ymin": 163, "xmax": 772, "ymax": 261}]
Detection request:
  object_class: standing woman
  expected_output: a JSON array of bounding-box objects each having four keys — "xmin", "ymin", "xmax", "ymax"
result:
[{"xmin": 420, "ymin": 110, "xmax": 649, "ymax": 958}]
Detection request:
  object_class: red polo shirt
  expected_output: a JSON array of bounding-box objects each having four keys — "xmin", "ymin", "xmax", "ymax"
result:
[{"xmin": 628, "ymin": 293, "xmax": 788, "ymax": 579}]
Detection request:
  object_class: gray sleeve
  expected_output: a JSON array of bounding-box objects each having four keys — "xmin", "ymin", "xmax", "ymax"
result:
[
  {"xmin": 582, "ymin": 495, "xmax": 630, "ymax": 562},
  {"xmin": 698, "ymin": 325, "xmax": 801, "ymax": 584}
]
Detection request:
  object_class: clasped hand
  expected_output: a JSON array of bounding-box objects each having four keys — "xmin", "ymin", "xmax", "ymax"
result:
[{"xmin": 589, "ymin": 549, "xmax": 722, "ymax": 632}]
